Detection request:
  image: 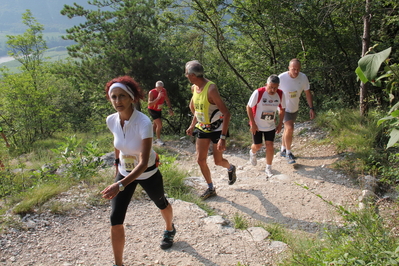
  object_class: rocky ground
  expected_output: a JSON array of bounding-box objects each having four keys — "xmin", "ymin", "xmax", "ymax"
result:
[{"xmin": 0, "ymin": 121, "xmax": 372, "ymax": 266}]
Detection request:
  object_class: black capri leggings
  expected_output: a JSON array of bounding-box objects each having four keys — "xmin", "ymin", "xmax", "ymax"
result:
[{"xmin": 110, "ymin": 170, "xmax": 169, "ymax": 226}]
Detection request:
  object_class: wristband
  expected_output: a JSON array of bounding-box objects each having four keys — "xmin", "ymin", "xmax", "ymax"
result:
[
  {"xmin": 310, "ymin": 107, "xmax": 314, "ymax": 110},
  {"xmin": 114, "ymin": 158, "xmax": 120, "ymax": 166},
  {"xmin": 220, "ymin": 134, "xmax": 226, "ymax": 140}
]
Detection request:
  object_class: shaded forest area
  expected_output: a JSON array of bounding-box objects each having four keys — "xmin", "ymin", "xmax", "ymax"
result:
[{"xmin": 0, "ymin": 0, "xmax": 398, "ymax": 152}]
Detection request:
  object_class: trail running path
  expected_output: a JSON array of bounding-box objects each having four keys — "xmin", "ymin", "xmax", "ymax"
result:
[{"xmin": 0, "ymin": 121, "xmax": 362, "ymax": 266}]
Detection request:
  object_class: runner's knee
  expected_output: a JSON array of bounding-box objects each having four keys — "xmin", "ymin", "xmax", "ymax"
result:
[{"xmin": 154, "ymin": 195, "xmax": 169, "ymax": 210}]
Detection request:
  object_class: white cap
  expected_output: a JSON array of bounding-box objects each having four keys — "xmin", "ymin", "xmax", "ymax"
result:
[{"xmin": 155, "ymin": 81, "xmax": 164, "ymax": 87}]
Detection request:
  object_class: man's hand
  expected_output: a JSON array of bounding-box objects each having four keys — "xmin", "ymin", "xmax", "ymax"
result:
[
  {"xmin": 250, "ymin": 124, "xmax": 258, "ymax": 135},
  {"xmin": 276, "ymin": 123, "xmax": 283, "ymax": 134},
  {"xmin": 186, "ymin": 126, "xmax": 194, "ymax": 136},
  {"xmin": 309, "ymin": 109, "xmax": 315, "ymax": 120},
  {"xmin": 217, "ymin": 139, "xmax": 226, "ymax": 151}
]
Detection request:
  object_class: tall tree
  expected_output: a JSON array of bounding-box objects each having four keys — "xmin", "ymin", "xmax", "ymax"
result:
[
  {"xmin": 161, "ymin": 0, "xmax": 253, "ymax": 91},
  {"xmin": 61, "ymin": 0, "xmax": 195, "ymax": 134},
  {"xmin": 360, "ymin": 0, "xmax": 372, "ymax": 116},
  {"xmin": 229, "ymin": 0, "xmax": 365, "ymax": 110},
  {"xmin": 1, "ymin": 11, "xmax": 81, "ymax": 150},
  {"xmin": 6, "ymin": 10, "xmax": 47, "ymax": 85}
]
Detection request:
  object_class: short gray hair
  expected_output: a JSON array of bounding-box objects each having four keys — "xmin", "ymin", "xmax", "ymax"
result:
[
  {"xmin": 267, "ymin": 74, "xmax": 280, "ymax": 84},
  {"xmin": 289, "ymin": 58, "xmax": 301, "ymax": 66},
  {"xmin": 155, "ymin": 81, "xmax": 164, "ymax": 87},
  {"xmin": 185, "ymin": 60, "xmax": 204, "ymax": 77}
]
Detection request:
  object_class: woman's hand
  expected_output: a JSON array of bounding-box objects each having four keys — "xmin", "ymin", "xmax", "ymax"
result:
[{"xmin": 101, "ymin": 183, "xmax": 119, "ymax": 200}]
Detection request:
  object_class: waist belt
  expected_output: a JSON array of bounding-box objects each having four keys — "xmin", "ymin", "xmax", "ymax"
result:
[
  {"xmin": 126, "ymin": 164, "xmax": 157, "ymax": 173},
  {"xmin": 144, "ymin": 164, "xmax": 157, "ymax": 172}
]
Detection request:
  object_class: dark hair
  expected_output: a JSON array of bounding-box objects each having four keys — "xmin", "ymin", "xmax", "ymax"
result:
[{"xmin": 105, "ymin": 76, "xmax": 144, "ymax": 102}]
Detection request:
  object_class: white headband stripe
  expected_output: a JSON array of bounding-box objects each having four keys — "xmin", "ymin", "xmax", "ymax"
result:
[{"xmin": 109, "ymin": 82, "xmax": 135, "ymax": 100}]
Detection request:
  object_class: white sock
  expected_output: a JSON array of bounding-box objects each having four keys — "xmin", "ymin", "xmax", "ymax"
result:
[
  {"xmin": 281, "ymin": 146, "xmax": 286, "ymax": 152},
  {"xmin": 287, "ymin": 150, "xmax": 292, "ymax": 155},
  {"xmin": 266, "ymin": 164, "xmax": 272, "ymax": 169}
]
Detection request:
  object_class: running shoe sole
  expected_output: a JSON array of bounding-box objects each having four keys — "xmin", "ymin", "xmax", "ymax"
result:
[{"xmin": 200, "ymin": 189, "xmax": 217, "ymax": 200}]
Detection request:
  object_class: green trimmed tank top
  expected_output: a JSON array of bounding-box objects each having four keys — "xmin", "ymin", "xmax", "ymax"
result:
[{"xmin": 192, "ymin": 81, "xmax": 224, "ymax": 133}]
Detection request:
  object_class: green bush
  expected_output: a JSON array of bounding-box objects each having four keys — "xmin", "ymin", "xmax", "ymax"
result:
[
  {"xmin": 280, "ymin": 205, "xmax": 399, "ymax": 265},
  {"xmin": 315, "ymin": 109, "xmax": 399, "ymax": 185}
]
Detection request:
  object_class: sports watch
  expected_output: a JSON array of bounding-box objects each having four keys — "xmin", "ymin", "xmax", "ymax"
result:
[{"xmin": 117, "ymin": 181, "xmax": 125, "ymax": 191}]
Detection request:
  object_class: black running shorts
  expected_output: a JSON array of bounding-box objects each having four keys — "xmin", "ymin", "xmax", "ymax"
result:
[
  {"xmin": 148, "ymin": 109, "xmax": 162, "ymax": 120},
  {"xmin": 252, "ymin": 129, "xmax": 276, "ymax": 144},
  {"xmin": 110, "ymin": 170, "xmax": 169, "ymax": 226}
]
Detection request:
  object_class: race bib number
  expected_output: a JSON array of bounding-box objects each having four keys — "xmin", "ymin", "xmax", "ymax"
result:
[
  {"xmin": 122, "ymin": 155, "xmax": 138, "ymax": 171},
  {"xmin": 261, "ymin": 112, "xmax": 275, "ymax": 121},
  {"xmin": 289, "ymin": 91, "xmax": 297, "ymax": 98},
  {"xmin": 157, "ymin": 103, "xmax": 163, "ymax": 110}
]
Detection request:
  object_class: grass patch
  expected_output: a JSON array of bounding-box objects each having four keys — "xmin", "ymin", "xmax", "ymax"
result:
[
  {"xmin": 233, "ymin": 212, "xmax": 249, "ymax": 230},
  {"xmin": 262, "ymin": 222, "xmax": 290, "ymax": 243},
  {"xmin": 159, "ymin": 152, "xmax": 216, "ymax": 216},
  {"xmin": 315, "ymin": 108, "xmax": 398, "ymax": 186},
  {"xmin": 12, "ymin": 182, "xmax": 69, "ymax": 215},
  {"xmin": 46, "ymin": 201, "xmax": 78, "ymax": 215},
  {"xmin": 316, "ymin": 109, "xmax": 383, "ymax": 154},
  {"xmin": 0, "ymin": 215, "xmax": 25, "ymax": 234},
  {"xmin": 1, "ymin": 132, "xmax": 215, "ymax": 220},
  {"xmin": 286, "ymin": 208, "xmax": 399, "ymax": 265},
  {"xmin": 275, "ymin": 188, "xmax": 399, "ymax": 266}
]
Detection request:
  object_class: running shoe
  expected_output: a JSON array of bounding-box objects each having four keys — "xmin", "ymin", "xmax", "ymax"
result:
[
  {"xmin": 280, "ymin": 149, "xmax": 286, "ymax": 157},
  {"xmin": 156, "ymin": 139, "xmax": 165, "ymax": 145},
  {"xmin": 249, "ymin": 150, "xmax": 257, "ymax": 166},
  {"xmin": 265, "ymin": 167, "xmax": 273, "ymax": 178},
  {"xmin": 287, "ymin": 153, "xmax": 296, "ymax": 164},
  {"xmin": 160, "ymin": 223, "xmax": 176, "ymax": 250},
  {"xmin": 200, "ymin": 188, "xmax": 217, "ymax": 200},
  {"xmin": 228, "ymin": 165, "xmax": 237, "ymax": 185}
]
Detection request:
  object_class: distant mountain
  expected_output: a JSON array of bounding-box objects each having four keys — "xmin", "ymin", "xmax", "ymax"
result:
[
  {"xmin": 0, "ymin": 0, "xmax": 92, "ymax": 57},
  {"xmin": 0, "ymin": 0, "xmax": 90, "ymax": 33}
]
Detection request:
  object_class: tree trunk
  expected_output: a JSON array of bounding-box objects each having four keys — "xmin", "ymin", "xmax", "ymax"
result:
[{"xmin": 360, "ymin": 0, "xmax": 371, "ymax": 116}]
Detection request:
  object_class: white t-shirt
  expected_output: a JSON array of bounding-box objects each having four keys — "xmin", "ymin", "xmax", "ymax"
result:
[
  {"xmin": 278, "ymin": 71, "xmax": 310, "ymax": 113},
  {"xmin": 106, "ymin": 110, "xmax": 157, "ymax": 180},
  {"xmin": 247, "ymin": 88, "xmax": 286, "ymax": 132}
]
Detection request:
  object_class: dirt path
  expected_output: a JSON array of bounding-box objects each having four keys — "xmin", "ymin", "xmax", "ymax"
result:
[{"xmin": 0, "ymin": 121, "xmax": 362, "ymax": 266}]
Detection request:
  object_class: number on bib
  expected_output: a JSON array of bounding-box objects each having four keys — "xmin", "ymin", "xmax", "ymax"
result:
[{"xmin": 122, "ymin": 155, "xmax": 138, "ymax": 171}]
